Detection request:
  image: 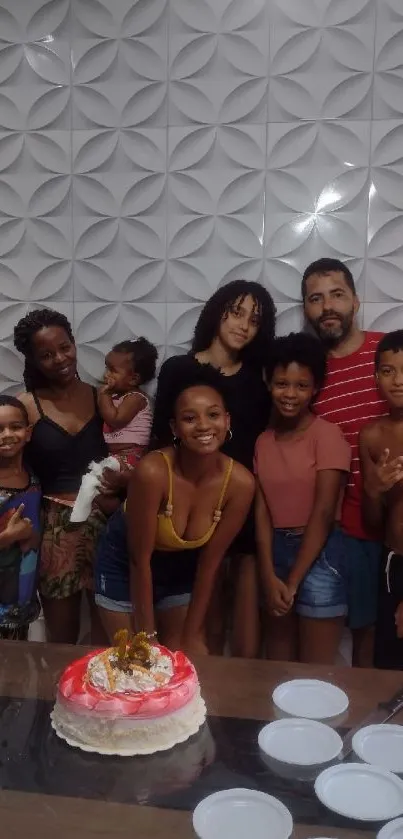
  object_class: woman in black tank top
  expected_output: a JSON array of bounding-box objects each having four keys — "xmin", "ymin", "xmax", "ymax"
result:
[{"xmin": 14, "ymin": 309, "xmax": 109, "ymax": 645}]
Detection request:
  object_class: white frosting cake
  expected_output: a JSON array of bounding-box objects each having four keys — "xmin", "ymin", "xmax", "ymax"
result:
[{"xmin": 51, "ymin": 633, "xmax": 206, "ymax": 756}]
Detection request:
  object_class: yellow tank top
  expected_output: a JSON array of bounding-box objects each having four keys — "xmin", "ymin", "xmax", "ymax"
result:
[{"xmin": 154, "ymin": 451, "xmax": 233, "ymax": 552}]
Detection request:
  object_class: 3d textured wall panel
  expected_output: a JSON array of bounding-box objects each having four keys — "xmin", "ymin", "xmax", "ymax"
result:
[{"xmin": 0, "ymin": 0, "xmax": 401, "ymax": 390}]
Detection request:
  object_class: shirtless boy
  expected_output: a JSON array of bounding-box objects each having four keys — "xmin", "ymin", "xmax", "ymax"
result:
[{"xmin": 359, "ymin": 330, "xmax": 403, "ymax": 669}]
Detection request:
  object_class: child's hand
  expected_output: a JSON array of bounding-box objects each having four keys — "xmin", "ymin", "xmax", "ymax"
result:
[
  {"xmin": 100, "ymin": 372, "xmax": 117, "ymax": 394},
  {"xmin": 5, "ymin": 505, "xmax": 33, "ymax": 543},
  {"xmin": 395, "ymin": 601, "xmax": 403, "ymax": 638},
  {"xmin": 98, "ymin": 467, "xmax": 132, "ymax": 496},
  {"xmin": 368, "ymin": 449, "xmax": 403, "ymax": 496},
  {"xmin": 267, "ymin": 575, "xmax": 294, "ymax": 617},
  {"xmin": 93, "ymin": 495, "xmax": 121, "ymax": 517},
  {"xmin": 99, "ymin": 381, "xmax": 114, "ymax": 395}
]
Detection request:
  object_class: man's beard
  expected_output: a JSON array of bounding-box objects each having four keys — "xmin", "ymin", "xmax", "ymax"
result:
[{"xmin": 311, "ymin": 310, "xmax": 354, "ymax": 348}]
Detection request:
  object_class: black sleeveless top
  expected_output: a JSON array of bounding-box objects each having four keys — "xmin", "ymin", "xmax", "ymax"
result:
[
  {"xmin": 151, "ymin": 355, "xmax": 270, "ymax": 471},
  {"xmin": 25, "ymin": 388, "xmax": 107, "ymax": 495}
]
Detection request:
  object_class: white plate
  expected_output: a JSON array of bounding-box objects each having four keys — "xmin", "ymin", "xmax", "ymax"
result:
[
  {"xmin": 193, "ymin": 788, "xmax": 293, "ymax": 839},
  {"xmin": 353, "ymin": 725, "xmax": 403, "ymax": 774},
  {"xmin": 272, "ymin": 679, "xmax": 349, "ymax": 720},
  {"xmin": 315, "ymin": 763, "xmax": 403, "ymax": 821},
  {"xmin": 258, "ymin": 718, "xmax": 342, "ymax": 766},
  {"xmin": 378, "ymin": 817, "xmax": 403, "ymax": 839}
]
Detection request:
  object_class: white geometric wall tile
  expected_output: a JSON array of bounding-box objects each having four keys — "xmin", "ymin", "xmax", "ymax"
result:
[
  {"xmin": 72, "ymin": 0, "xmax": 168, "ymax": 129},
  {"xmin": 367, "ymin": 121, "xmax": 403, "ymax": 303},
  {"xmin": 373, "ymin": 0, "xmax": 403, "ymax": 119},
  {"xmin": 275, "ymin": 302, "xmax": 304, "ymax": 336},
  {"xmin": 0, "ymin": 300, "xmax": 74, "ymax": 327},
  {"xmin": 167, "ymin": 124, "xmax": 266, "ymax": 301},
  {"xmin": 24, "ymin": 131, "xmax": 71, "ymax": 175},
  {"xmin": 268, "ymin": 0, "xmax": 375, "ymax": 121},
  {"xmin": 363, "ymin": 302, "xmax": 403, "ymax": 332},
  {"xmin": 265, "ymin": 260, "xmax": 302, "ymax": 304},
  {"xmin": 31, "ymin": 300, "xmax": 74, "ymax": 322},
  {"xmin": 265, "ymin": 121, "xmax": 370, "ymax": 300},
  {"xmin": 72, "ymin": 126, "xmax": 167, "ymax": 304},
  {"xmin": 0, "ymin": 126, "xmax": 73, "ymax": 307},
  {"xmin": 1, "ymin": 0, "xmax": 403, "ymax": 392},
  {"xmin": 169, "ymin": 0, "xmax": 269, "ymax": 125},
  {"xmin": 0, "ymin": 0, "xmax": 71, "ymax": 131},
  {"xmin": 0, "ymin": 344, "xmax": 25, "ymax": 393},
  {"xmin": 166, "ymin": 302, "xmax": 203, "ymax": 356}
]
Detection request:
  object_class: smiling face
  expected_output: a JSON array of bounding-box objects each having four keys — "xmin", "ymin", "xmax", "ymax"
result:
[
  {"xmin": 31, "ymin": 325, "xmax": 77, "ymax": 386},
  {"xmin": 0, "ymin": 405, "xmax": 31, "ymax": 460},
  {"xmin": 270, "ymin": 362, "xmax": 316, "ymax": 421},
  {"xmin": 376, "ymin": 349, "xmax": 403, "ymax": 410},
  {"xmin": 171, "ymin": 385, "xmax": 230, "ymax": 455},
  {"xmin": 218, "ymin": 294, "xmax": 261, "ymax": 353},
  {"xmin": 303, "ymin": 271, "xmax": 359, "ymax": 347}
]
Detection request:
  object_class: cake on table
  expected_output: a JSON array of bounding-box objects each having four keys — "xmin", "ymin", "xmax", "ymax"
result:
[{"xmin": 51, "ymin": 630, "xmax": 206, "ymax": 756}]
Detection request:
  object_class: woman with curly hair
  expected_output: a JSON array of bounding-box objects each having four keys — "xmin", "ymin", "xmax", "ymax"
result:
[
  {"xmin": 13, "ymin": 308, "xmax": 109, "ymax": 644},
  {"xmin": 151, "ymin": 280, "xmax": 276, "ymax": 656}
]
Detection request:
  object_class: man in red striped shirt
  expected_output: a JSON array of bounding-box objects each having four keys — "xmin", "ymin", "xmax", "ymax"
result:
[{"xmin": 302, "ymin": 258, "xmax": 388, "ymax": 667}]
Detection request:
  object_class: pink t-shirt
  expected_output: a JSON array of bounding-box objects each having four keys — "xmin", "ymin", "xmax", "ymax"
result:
[{"xmin": 253, "ymin": 416, "xmax": 351, "ymax": 529}]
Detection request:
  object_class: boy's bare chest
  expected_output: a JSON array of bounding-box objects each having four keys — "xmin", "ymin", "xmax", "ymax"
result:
[{"xmin": 373, "ymin": 424, "xmax": 403, "ymax": 461}]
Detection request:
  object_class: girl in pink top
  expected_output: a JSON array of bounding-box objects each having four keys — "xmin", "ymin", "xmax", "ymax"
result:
[
  {"xmin": 254, "ymin": 333, "xmax": 351, "ymax": 665},
  {"xmin": 98, "ymin": 338, "xmax": 157, "ymax": 469}
]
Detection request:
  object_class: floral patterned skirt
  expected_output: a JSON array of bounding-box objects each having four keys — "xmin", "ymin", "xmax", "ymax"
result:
[{"xmin": 39, "ymin": 499, "xmax": 106, "ymax": 600}]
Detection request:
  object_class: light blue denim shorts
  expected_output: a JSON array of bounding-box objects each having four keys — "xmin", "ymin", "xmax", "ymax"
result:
[
  {"xmin": 95, "ymin": 592, "xmax": 191, "ymax": 613},
  {"xmin": 273, "ymin": 527, "xmax": 348, "ymax": 619}
]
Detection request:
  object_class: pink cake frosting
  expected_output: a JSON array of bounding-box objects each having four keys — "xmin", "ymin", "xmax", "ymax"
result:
[
  {"xmin": 57, "ymin": 644, "xmax": 199, "ymax": 719},
  {"xmin": 51, "ymin": 638, "xmax": 206, "ymax": 754}
]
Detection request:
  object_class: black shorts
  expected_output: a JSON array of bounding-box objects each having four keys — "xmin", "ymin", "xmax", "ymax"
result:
[
  {"xmin": 229, "ymin": 507, "xmax": 256, "ymax": 555},
  {"xmin": 374, "ymin": 546, "xmax": 403, "ymax": 670}
]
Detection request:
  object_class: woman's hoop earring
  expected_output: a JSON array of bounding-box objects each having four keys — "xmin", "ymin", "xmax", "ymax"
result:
[
  {"xmin": 226, "ymin": 428, "xmax": 233, "ymax": 442},
  {"xmin": 172, "ymin": 435, "xmax": 180, "ymax": 447}
]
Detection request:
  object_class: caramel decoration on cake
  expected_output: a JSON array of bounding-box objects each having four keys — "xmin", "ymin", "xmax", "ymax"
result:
[
  {"xmin": 113, "ymin": 629, "xmax": 152, "ymax": 672},
  {"xmin": 96, "ymin": 630, "xmax": 154, "ymax": 691}
]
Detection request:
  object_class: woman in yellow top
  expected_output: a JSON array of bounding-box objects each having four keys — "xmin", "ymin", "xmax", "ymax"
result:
[{"xmin": 95, "ymin": 364, "xmax": 255, "ymax": 654}]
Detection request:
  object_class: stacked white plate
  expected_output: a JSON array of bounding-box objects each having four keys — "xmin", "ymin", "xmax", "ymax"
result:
[
  {"xmin": 378, "ymin": 818, "xmax": 403, "ymax": 839},
  {"xmin": 353, "ymin": 725, "xmax": 403, "ymax": 774},
  {"xmin": 315, "ymin": 764, "xmax": 403, "ymax": 821},
  {"xmin": 193, "ymin": 789, "xmax": 293, "ymax": 839},
  {"xmin": 272, "ymin": 679, "xmax": 349, "ymax": 720},
  {"xmin": 258, "ymin": 718, "xmax": 342, "ymax": 766}
]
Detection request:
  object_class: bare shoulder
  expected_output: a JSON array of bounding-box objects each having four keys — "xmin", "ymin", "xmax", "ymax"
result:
[
  {"xmin": 359, "ymin": 417, "xmax": 387, "ymax": 446},
  {"xmin": 16, "ymin": 390, "xmax": 31, "ymax": 406},
  {"xmin": 228, "ymin": 459, "xmax": 255, "ymax": 496},
  {"xmin": 16, "ymin": 391, "xmax": 38, "ymax": 423},
  {"xmin": 124, "ymin": 391, "xmax": 147, "ymax": 407},
  {"xmin": 130, "ymin": 450, "xmax": 168, "ymax": 484}
]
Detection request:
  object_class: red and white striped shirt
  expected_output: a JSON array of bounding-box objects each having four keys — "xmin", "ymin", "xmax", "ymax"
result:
[{"xmin": 314, "ymin": 332, "xmax": 388, "ymax": 540}]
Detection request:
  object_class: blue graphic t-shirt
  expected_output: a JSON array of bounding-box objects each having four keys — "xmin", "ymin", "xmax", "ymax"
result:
[{"xmin": 0, "ymin": 473, "xmax": 41, "ymax": 628}]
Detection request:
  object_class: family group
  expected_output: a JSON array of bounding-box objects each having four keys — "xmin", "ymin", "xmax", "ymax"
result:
[{"xmin": 1, "ymin": 257, "xmax": 402, "ymax": 671}]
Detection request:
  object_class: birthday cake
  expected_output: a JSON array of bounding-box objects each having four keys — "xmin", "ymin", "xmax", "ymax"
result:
[{"xmin": 50, "ymin": 631, "xmax": 206, "ymax": 755}]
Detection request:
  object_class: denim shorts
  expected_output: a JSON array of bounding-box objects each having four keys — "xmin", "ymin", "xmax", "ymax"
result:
[
  {"xmin": 94, "ymin": 507, "xmax": 196, "ymax": 613},
  {"xmin": 273, "ymin": 527, "xmax": 348, "ymax": 619}
]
